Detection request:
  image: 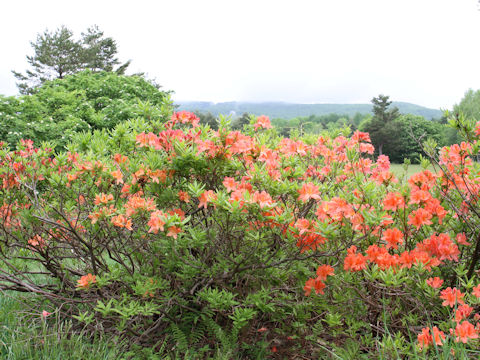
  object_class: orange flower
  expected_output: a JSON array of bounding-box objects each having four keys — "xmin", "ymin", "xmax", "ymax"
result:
[
  {"xmin": 254, "ymin": 115, "xmax": 272, "ymax": 130},
  {"xmin": 417, "ymin": 327, "xmax": 432, "ymax": 349},
  {"xmin": 28, "ymin": 235, "xmax": 46, "ymax": 250},
  {"xmin": 383, "ymin": 192, "xmax": 405, "ymax": 211},
  {"xmin": 381, "ymin": 228, "xmax": 403, "ymax": 250},
  {"xmin": 426, "ymin": 277, "xmax": 443, "ymax": 289},
  {"xmin": 418, "ymin": 326, "xmax": 445, "ymax": 349},
  {"xmin": 198, "ymin": 190, "xmax": 217, "ymax": 209},
  {"xmin": 111, "ymin": 214, "xmax": 133, "ymax": 231},
  {"xmin": 110, "ymin": 170, "xmax": 123, "ymax": 185},
  {"xmin": 298, "ymin": 182, "xmax": 321, "ymax": 203},
  {"xmin": 455, "ymin": 304, "xmax": 474, "ymax": 323},
  {"xmin": 440, "ymin": 287, "xmax": 465, "ymax": 307},
  {"xmin": 408, "ymin": 208, "xmax": 432, "ymax": 229},
  {"xmin": 456, "ymin": 233, "xmax": 471, "ymax": 246},
  {"xmin": 148, "ymin": 210, "xmax": 166, "ymax": 234},
  {"xmin": 472, "ymin": 284, "xmax": 480, "ymax": 298},
  {"xmin": 178, "ymin": 190, "xmax": 190, "ymax": 203},
  {"xmin": 252, "ymin": 191, "xmax": 273, "ymax": 208},
  {"xmin": 344, "ymin": 246, "xmax": 367, "ymax": 272},
  {"xmin": 94, "ymin": 193, "xmax": 114, "ymax": 205},
  {"xmin": 77, "ymin": 273, "xmax": 96, "ymax": 289},
  {"xmin": 454, "ymin": 321, "xmax": 478, "ymax": 343},
  {"xmin": 316, "ymin": 264, "xmax": 334, "ymax": 280},
  {"xmin": 222, "ymin": 177, "xmax": 238, "ymax": 192},
  {"xmin": 166, "ymin": 226, "xmax": 182, "ymax": 239},
  {"xmin": 304, "ymin": 278, "xmax": 326, "ymax": 296}
]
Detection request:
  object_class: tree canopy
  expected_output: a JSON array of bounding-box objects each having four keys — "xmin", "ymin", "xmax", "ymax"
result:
[
  {"xmin": 1, "ymin": 71, "xmax": 172, "ymax": 150},
  {"xmin": 12, "ymin": 25, "xmax": 130, "ymax": 94}
]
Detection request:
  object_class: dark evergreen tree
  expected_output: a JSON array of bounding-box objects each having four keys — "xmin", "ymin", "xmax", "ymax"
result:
[
  {"xmin": 363, "ymin": 95, "xmax": 400, "ymax": 156},
  {"xmin": 12, "ymin": 26, "xmax": 130, "ymax": 94}
]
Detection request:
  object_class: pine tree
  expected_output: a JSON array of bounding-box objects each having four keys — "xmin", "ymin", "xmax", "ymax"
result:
[
  {"xmin": 12, "ymin": 26, "xmax": 130, "ymax": 94},
  {"xmin": 365, "ymin": 95, "xmax": 400, "ymax": 156}
]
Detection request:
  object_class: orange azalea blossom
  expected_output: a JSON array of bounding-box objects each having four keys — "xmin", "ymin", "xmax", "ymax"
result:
[
  {"xmin": 344, "ymin": 246, "xmax": 367, "ymax": 272},
  {"xmin": 455, "ymin": 304, "xmax": 474, "ymax": 323},
  {"xmin": 296, "ymin": 233, "xmax": 326, "ymax": 253},
  {"xmin": 171, "ymin": 110, "xmax": 200, "ymax": 127},
  {"xmin": 409, "ymin": 189, "xmax": 432, "ymax": 205},
  {"xmin": 222, "ymin": 177, "xmax": 238, "ymax": 192},
  {"xmin": 366, "ymin": 244, "xmax": 398, "ymax": 270},
  {"xmin": 316, "ymin": 197, "xmax": 355, "ymax": 222},
  {"xmin": 94, "ymin": 193, "xmax": 114, "ymax": 205},
  {"xmin": 417, "ymin": 326, "xmax": 445, "ymax": 349},
  {"xmin": 111, "ymin": 214, "xmax": 133, "ymax": 231},
  {"xmin": 453, "ymin": 321, "xmax": 478, "ymax": 343},
  {"xmin": 298, "ymin": 182, "xmax": 321, "ymax": 203},
  {"xmin": 294, "ymin": 218, "xmax": 311, "ymax": 235},
  {"xmin": 166, "ymin": 226, "xmax": 182, "ymax": 239},
  {"xmin": 304, "ymin": 277, "xmax": 326, "ymax": 296},
  {"xmin": 440, "ymin": 287, "xmax": 465, "ymax": 307},
  {"xmin": 472, "ymin": 284, "xmax": 480, "ymax": 298},
  {"xmin": 417, "ymin": 233, "xmax": 460, "ymax": 262},
  {"xmin": 77, "ymin": 273, "xmax": 96, "ymax": 289},
  {"xmin": 252, "ymin": 191, "xmax": 274, "ymax": 208},
  {"xmin": 198, "ymin": 190, "xmax": 217, "ymax": 209},
  {"xmin": 381, "ymin": 228, "xmax": 404, "ymax": 250},
  {"xmin": 113, "ymin": 153, "xmax": 129, "ymax": 164},
  {"xmin": 254, "ymin": 115, "xmax": 272, "ymax": 130},
  {"xmin": 383, "ymin": 192, "xmax": 405, "ymax": 211},
  {"xmin": 125, "ymin": 196, "xmax": 156, "ymax": 217},
  {"xmin": 258, "ymin": 148, "xmax": 279, "ymax": 170},
  {"xmin": 148, "ymin": 169, "xmax": 168, "ymax": 184},
  {"xmin": 456, "ymin": 233, "xmax": 471, "ymax": 246},
  {"xmin": 110, "ymin": 169, "xmax": 123, "ymax": 184},
  {"xmin": 148, "ymin": 210, "xmax": 167, "ymax": 234},
  {"xmin": 408, "ymin": 208, "xmax": 433, "ymax": 229},
  {"xmin": 178, "ymin": 190, "xmax": 190, "ymax": 203},
  {"xmin": 316, "ymin": 264, "xmax": 334, "ymax": 280},
  {"xmin": 28, "ymin": 235, "xmax": 46, "ymax": 250},
  {"xmin": 426, "ymin": 277, "xmax": 443, "ymax": 289}
]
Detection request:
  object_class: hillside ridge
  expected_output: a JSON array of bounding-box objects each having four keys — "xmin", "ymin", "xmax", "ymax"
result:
[{"xmin": 176, "ymin": 101, "xmax": 443, "ymax": 120}]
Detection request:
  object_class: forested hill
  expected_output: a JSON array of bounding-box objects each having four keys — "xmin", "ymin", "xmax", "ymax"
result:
[{"xmin": 176, "ymin": 101, "xmax": 443, "ymax": 119}]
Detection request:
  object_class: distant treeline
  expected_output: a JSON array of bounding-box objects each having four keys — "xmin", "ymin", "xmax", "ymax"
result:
[{"xmin": 177, "ymin": 101, "xmax": 443, "ymax": 120}]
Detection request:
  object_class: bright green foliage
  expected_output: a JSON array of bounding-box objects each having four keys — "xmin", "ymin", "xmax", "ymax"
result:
[
  {"xmin": 0, "ymin": 71, "xmax": 173, "ymax": 150},
  {"xmin": 12, "ymin": 25, "xmax": 130, "ymax": 94},
  {"xmin": 454, "ymin": 89, "xmax": 480, "ymax": 123}
]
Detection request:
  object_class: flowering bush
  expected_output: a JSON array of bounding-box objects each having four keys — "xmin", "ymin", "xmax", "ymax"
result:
[{"xmin": 1, "ymin": 109, "xmax": 480, "ymax": 357}]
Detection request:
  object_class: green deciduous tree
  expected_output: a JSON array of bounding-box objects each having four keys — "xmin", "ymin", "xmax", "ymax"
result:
[
  {"xmin": 1, "ymin": 71, "xmax": 172, "ymax": 150},
  {"xmin": 12, "ymin": 26, "xmax": 130, "ymax": 94}
]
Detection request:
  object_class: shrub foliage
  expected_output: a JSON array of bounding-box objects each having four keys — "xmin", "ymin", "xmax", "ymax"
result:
[{"xmin": 1, "ymin": 108, "xmax": 480, "ymax": 357}]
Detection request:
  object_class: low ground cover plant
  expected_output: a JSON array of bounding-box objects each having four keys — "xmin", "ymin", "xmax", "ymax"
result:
[{"xmin": 1, "ymin": 108, "xmax": 480, "ymax": 358}]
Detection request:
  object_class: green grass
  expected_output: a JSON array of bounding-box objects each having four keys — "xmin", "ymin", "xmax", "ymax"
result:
[
  {"xmin": 0, "ymin": 292, "xmax": 121, "ymax": 360},
  {"xmin": 390, "ymin": 163, "xmax": 433, "ymax": 180}
]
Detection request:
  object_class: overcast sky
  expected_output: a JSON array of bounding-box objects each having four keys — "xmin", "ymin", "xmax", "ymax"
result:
[{"xmin": 2, "ymin": 0, "xmax": 480, "ymax": 109}]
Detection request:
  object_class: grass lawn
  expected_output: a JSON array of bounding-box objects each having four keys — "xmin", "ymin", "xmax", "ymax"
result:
[{"xmin": 390, "ymin": 163, "xmax": 433, "ymax": 179}]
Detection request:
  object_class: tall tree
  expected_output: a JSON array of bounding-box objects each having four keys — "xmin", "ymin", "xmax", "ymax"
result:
[
  {"xmin": 12, "ymin": 26, "xmax": 130, "ymax": 94},
  {"xmin": 361, "ymin": 95, "xmax": 400, "ymax": 156}
]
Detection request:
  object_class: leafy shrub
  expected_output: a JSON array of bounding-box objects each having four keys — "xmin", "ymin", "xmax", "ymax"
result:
[{"xmin": 2, "ymin": 109, "xmax": 480, "ymax": 358}]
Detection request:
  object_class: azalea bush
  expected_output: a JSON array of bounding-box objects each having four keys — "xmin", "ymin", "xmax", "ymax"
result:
[{"xmin": 1, "ymin": 108, "xmax": 480, "ymax": 357}]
